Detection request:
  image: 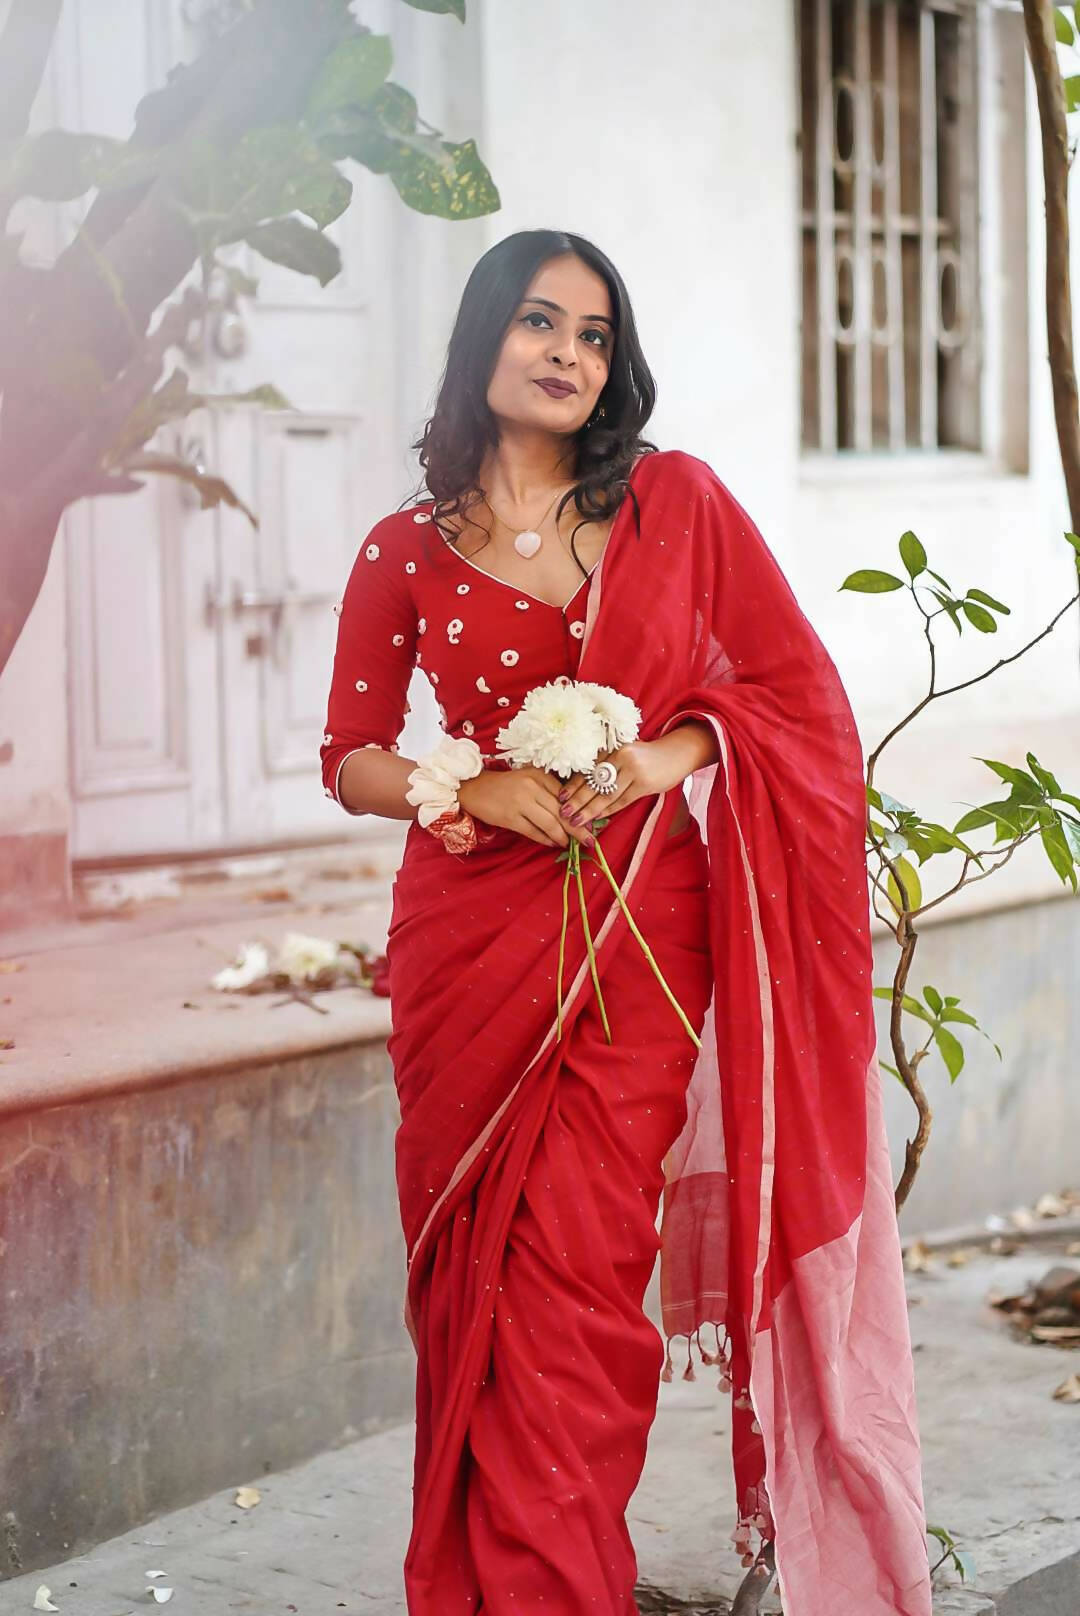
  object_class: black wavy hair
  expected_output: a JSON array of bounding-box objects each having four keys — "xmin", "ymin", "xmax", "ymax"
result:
[{"xmin": 408, "ymin": 228, "xmax": 658, "ymax": 577}]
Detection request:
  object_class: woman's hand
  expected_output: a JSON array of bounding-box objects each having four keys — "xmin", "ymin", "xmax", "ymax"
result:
[
  {"xmin": 457, "ymin": 765, "xmax": 597, "ymax": 851},
  {"xmin": 557, "ymin": 733, "xmax": 708, "ymax": 832}
]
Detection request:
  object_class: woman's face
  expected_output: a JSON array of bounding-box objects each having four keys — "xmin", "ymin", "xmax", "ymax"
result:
[{"xmin": 486, "ymin": 253, "xmax": 614, "ymax": 438}]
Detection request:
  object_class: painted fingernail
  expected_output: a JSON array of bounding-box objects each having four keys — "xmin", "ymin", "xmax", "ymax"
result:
[
  {"xmin": 570, "ymin": 811, "xmax": 584, "ymax": 824},
  {"xmin": 585, "ymin": 833, "xmax": 596, "ymax": 849}
]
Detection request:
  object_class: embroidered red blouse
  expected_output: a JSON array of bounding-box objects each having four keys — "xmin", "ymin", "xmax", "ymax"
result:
[{"xmin": 320, "ymin": 501, "xmax": 595, "ymax": 813}]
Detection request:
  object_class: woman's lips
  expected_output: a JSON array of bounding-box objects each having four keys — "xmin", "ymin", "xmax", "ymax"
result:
[{"xmin": 534, "ymin": 380, "xmax": 576, "ymax": 398}]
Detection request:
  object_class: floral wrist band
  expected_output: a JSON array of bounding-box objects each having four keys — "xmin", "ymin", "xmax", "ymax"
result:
[{"xmin": 405, "ymin": 735, "xmax": 495, "ymax": 855}]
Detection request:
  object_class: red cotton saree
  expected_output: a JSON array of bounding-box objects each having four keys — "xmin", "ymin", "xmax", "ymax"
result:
[{"xmin": 378, "ymin": 449, "xmax": 932, "ymax": 1615}]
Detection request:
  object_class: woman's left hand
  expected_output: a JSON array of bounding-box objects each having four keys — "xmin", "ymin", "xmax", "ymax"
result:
[{"xmin": 555, "ymin": 739, "xmax": 685, "ymax": 832}]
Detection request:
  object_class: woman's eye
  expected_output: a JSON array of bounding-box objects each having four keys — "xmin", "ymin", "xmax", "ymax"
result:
[
  {"xmin": 522, "ymin": 311, "xmax": 551, "ymax": 329},
  {"xmin": 583, "ymin": 328, "xmax": 608, "ymax": 347}
]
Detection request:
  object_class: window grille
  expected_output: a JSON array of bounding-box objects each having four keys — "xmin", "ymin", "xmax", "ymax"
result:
[{"xmin": 799, "ymin": 0, "xmax": 981, "ymax": 451}]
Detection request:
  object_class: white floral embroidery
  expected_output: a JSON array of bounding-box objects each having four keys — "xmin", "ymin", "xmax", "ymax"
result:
[
  {"xmin": 324, "ymin": 787, "xmax": 334, "ymax": 798},
  {"xmin": 497, "ymin": 696, "xmax": 510, "ymax": 707},
  {"xmin": 365, "ymin": 543, "xmax": 380, "ymax": 561},
  {"xmin": 447, "ymin": 617, "xmax": 463, "ymax": 645},
  {"xmin": 413, "ymin": 511, "xmax": 432, "ymax": 524},
  {"xmin": 355, "ymin": 679, "xmax": 368, "ymax": 692},
  {"xmin": 392, "ymin": 633, "xmax": 405, "ymax": 646},
  {"xmin": 363, "ymin": 742, "xmax": 383, "ymax": 749},
  {"xmin": 430, "ymin": 671, "xmax": 439, "ymax": 684},
  {"xmin": 405, "ymin": 561, "xmax": 417, "ymax": 574},
  {"xmin": 418, "ymin": 617, "xmax": 427, "ymax": 635},
  {"xmin": 437, "ymin": 702, "xmax": 448, "ymax": 724},
  {"xmin": 500, "ymin": 648, "xmax": 519, "ymax": 666},
  {"xmin": 389, "ymin": 743, "xmax": 399, "ymax": 753},
  {"xmin": 569, "ymin": 619, "xmax": 585, "ymax": 638},
  {"xmin": 323, "ymin": 732, "xmax": 333, "ymax": 745},
  {"xmin": 462, "ymin": 719, "xmax": 474, "ymax": 736},
  {"xmin": 515, "ymin": 600, "xmax": 530, "ymax": 611},
  {"xmin": 476, "ymin": 675, "xmax": 491, "ymax": 693},
  {"xmin": 333, "ymin": 601, "xmax": 343, "ymax": 616},
  {"xmin": 456, "ymin": 583, "xmax": 470, "ymax": 595}
]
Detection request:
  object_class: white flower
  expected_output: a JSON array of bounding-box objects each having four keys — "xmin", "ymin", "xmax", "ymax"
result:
[
  {"xmin": 212, "ymin": 941, "xmax": 271, "ymax": 992},
  {"xmin": 277, "ymin": 931, "xmax": 343, "ymax": 983},
  {"xmin": 404, "ymin": 736, "xmax": 484, "ymax": 827},
  {"xmin": 495, "ymin": 680, "xmax": 607, "ymax": 777},
  {"xmin": 365, "ymin": 543, "xmax": 380, "ymax": 560},
  {"xmin": 575, "ymin": 681, "xmax": 641, "ymax": 749}
]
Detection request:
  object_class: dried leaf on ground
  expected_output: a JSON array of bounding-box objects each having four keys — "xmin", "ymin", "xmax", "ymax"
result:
[
  {"xmin": 1052, "ymin": 1373, "xmax": 1080, "ymax": 1403},
  {"xmin": 32, "ymin": 1589, "xmax": 59, "ymax": 1612},
  {"xmin": 234, "ymin": 1484, "xmax": 261, "ymax": 1508},
  {"xmin": 904, "ymin": 1239, "xmax": 934, "ymax": 1273}
]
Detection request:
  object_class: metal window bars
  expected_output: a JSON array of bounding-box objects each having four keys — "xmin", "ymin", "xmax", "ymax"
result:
[{"xmin": 799, "ymin": 0, "xmax": 981, "ymax": 451}]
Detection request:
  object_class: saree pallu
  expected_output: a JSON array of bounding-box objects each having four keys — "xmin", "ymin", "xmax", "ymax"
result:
[{"xmin": 386, "ymin": 449, "xmax": 932, "ymax": 1616}]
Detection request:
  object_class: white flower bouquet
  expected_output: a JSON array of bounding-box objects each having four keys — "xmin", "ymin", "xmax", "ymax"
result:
[{"xmin": 494, "ymin": 678, "xmax": 700, "ymax": 1050}]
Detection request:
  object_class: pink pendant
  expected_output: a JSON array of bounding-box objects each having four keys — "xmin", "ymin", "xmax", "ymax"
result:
[{"xmin": 513, "ymin": 529, "xmax": 542, "ymax": 559}]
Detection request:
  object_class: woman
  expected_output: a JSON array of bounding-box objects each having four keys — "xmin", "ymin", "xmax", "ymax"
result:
[{"xmin": 320, "ymin": 230, "xmax": 931, "ymax": 1616}]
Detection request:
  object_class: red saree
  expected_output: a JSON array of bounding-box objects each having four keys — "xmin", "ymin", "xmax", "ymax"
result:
[{"xmin": 378, "ymin": 449, "xmax": 931, "ymax": 1615}]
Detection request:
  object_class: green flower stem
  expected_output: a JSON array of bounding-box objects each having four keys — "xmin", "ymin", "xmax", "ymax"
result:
[
  {"xmin": 557, "ymin": 853, "xmax": 572, "ymax": 1037},
  {"xmin": 588, "ymin": 839, "xmax": 703, "ymax": 1051},
  {"xmin": 573, "ymin": 841, "xmax": 613, "ymax": 1044}
]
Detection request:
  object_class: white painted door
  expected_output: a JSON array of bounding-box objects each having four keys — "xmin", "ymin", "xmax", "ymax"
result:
[{"xmin": 65, "ymin": 0, "xmax": 460, "ymax": 859}]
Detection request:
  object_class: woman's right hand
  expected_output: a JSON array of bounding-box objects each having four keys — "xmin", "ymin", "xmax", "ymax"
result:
[{"xmin": 458, "ymin": 766, "xmax": 593, "ymax": 850}]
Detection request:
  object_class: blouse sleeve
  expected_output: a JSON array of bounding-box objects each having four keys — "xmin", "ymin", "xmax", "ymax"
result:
[{"xmin": 319, "ymin": 515, "xmax": 418, "ymax": 816}]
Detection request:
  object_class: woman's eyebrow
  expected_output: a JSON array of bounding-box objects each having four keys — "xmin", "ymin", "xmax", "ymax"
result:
[{"xmin": 521, "ymin": 295, "xmax": 614, "ymax": 329}]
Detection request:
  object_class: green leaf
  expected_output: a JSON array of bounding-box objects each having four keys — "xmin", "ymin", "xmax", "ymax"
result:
[
  {"xmin": 400, "ymin": 0, "xmax": 465, "ymax": 16},
  {"xmin": 966, "ymin": 586, "xmax": 1011, "ymax": 616},
  {"xmin": 978, "ymin": 758, "xmax": 1042, "ymax": 796},
  {"xmin": 962, "ymin": 600, "xmax": 998, "ymax": 633},
  {"xmin": 307, "ymin": 34, "xmax": 393, "ymax": 122},
  {"xmin": 385, "ymin": 135, "xmax": 499, "ymax": 219},
  {"xmin": 872, "ymin": 987, "xmax": 935, "ymax": 1026},
  {"xmin": 940, "ymin": 1006, "xmax": 978, "ymax": 1028},
  {"xmin": 899, "ymin": 531, "xmax": 927, "ymax": 580},
  {"xmin": 1065, "ymin": 73, "xmax": 1080, "ymax": 112},
  {"xmin": 918, "ymin": 822, "xmax": 983, "ymax": 865},
  {"xmin": 944, "ymin": 995, "xmax": 960, "ymax": 1007},
  {"xmin": 1040, "ymin": 822, "xmax": 1077, "ymax": 890},
  {"xmin": 866, "ymin": 785, "xmax": 884, "ymax": 811},
  {"xmin": 923, "ymin": 985, "xmax": 943, "ymax": 1015},
  {"xmin": 0, "ymin": 129, "xmax": 126, "ymax": 202},
  {"xmin": 840, "ymin": 569, "xmax": 905, "ymax": 593},
  {"xmin": 1026, "ymin": 752, "xmax": 1062, "ymax": 796},
  {"xmin": 930, "ymin": 590, "xmax": 964, "ymax": 634},
  {"xmin": 878, "ymin": 790, "xmax": 913, "ymax": 816},
  {"xmin": 926, "ymin": 567, "xmax": 953, "ymax": 591},
  {"xmin": 953, "ymin": 807, "xmax": 993, "ymax": 834},
  {"xmin": 119, "ymin": 451, "xmax": 258, "ymax": 527},
  {"xmin": 1056, "ymin": 7, "xmax": 1075, "ymax": 44},
  {"xmin": 243, "ymin": 217, "xmax": 341, "ymax": 285},
  {"xmin": 954, "ymin": 1549, "xmax": 977, "ymax": 1585},
  {"xmin": 886, "ymin": 854, "xmax": 922, "ymax": 914},
  {"xmin": 1061, "ymin": 814, "xmax": 1080, "ymax": 861},
  {"xmin": 880, "ymin": 1061, "xmax": 904, "ymax": 1086},
  {"xmin": 934, "ymin": 1025, "xmax": 965, "ymax": 1083},
  {"xmin": 1066, "ymin": 532, "xmax": 1080, "ymax": 553}
]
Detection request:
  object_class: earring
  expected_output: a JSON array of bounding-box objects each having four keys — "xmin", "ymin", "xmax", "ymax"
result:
[{"xmin": 588, "ymin": 404, "xmax": 606, "ymax": 427}]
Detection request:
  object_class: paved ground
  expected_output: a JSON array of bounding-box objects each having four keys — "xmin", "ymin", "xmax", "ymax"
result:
[{"xmin": 3, "ymin": 1238, "xmax": 1078, "ymax": 1615}]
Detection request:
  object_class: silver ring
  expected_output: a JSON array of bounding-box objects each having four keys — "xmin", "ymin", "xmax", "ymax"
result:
[{"xmin": 586, "ymin": 760, "xmax": 619, "ymax": 794}]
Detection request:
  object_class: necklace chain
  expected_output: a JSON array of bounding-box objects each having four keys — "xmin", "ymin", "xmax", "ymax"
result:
[{"xmin": 484, "ymin": 484, "xmax": 572, "ymax": 552}]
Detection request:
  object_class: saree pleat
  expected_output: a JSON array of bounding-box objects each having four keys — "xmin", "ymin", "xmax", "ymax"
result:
[{"xmin": 391, "ymin": 814, "xmax": 712, "ymax": 1612}]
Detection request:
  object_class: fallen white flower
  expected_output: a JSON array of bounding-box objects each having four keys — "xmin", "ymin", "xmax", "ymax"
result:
[
  {"xmin": 276, "ymin": 931, "xmax": 344, "ymax": 982},
  {"xmin": 211, "ymin": 941, "xmax": 270, "ymax": 992}
]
